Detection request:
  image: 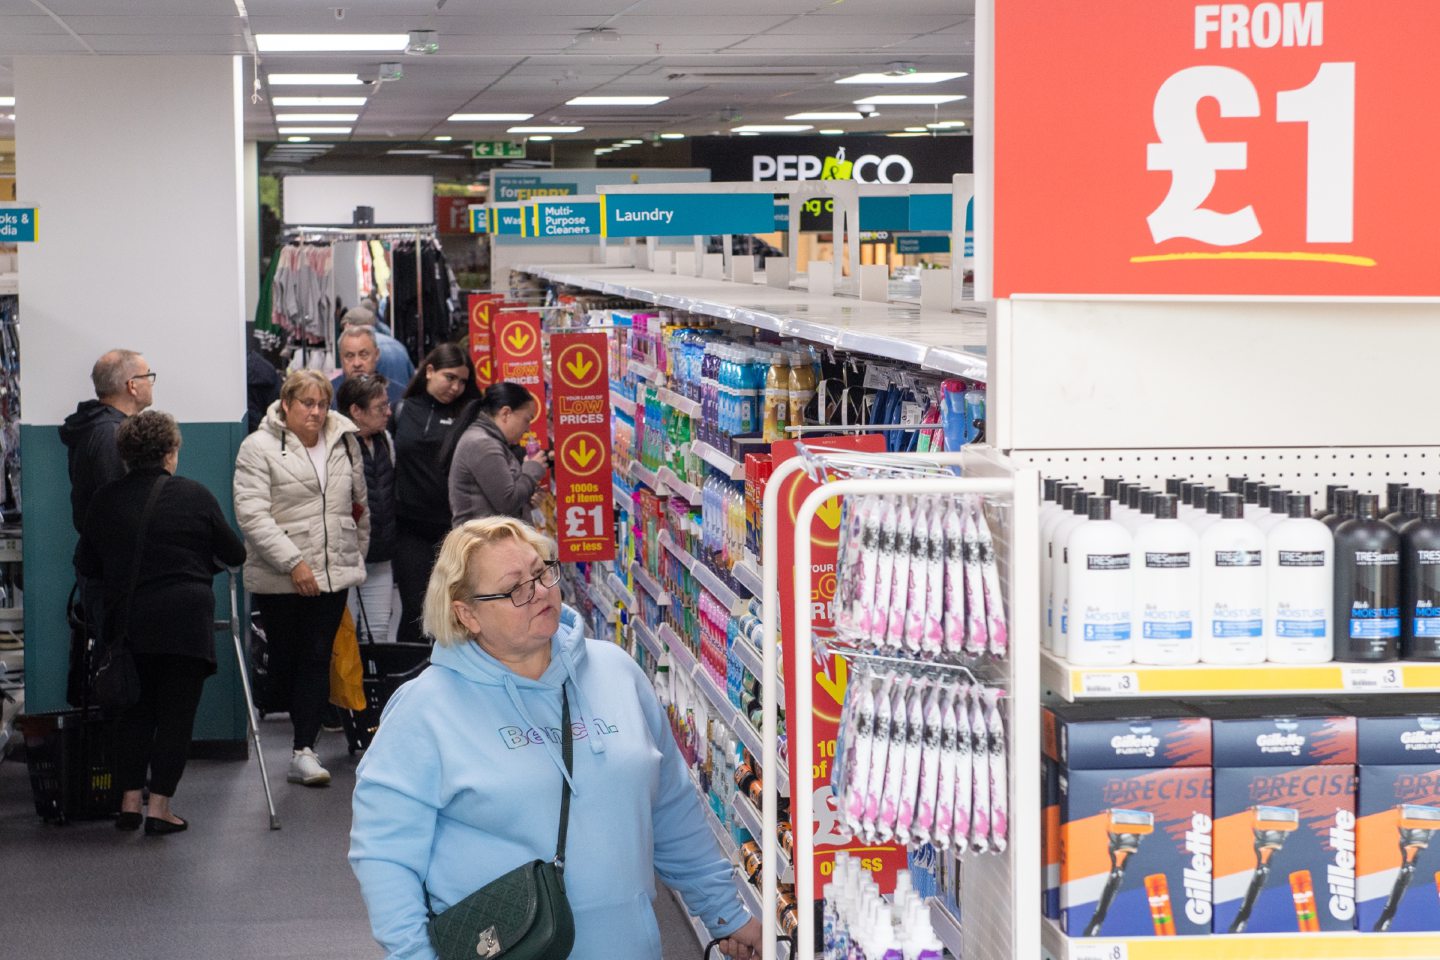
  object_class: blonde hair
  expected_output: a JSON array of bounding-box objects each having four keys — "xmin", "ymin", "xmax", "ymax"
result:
[
  {"xmin": 280, "ymin": 369, "xmax": 333, "ymax": 407},
  {"xmin": 423, "ymin": 517, "xmax": 557, "ymax": 646}
]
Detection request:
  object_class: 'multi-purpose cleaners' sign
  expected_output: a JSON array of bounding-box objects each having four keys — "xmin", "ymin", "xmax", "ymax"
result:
[
  {"xmin": 601, "ymin": 192, "xmax": 777, "ymax": 237},
  {"xmin": 524, "ymin": 201, "xmax": 602, "ymax": 238}
]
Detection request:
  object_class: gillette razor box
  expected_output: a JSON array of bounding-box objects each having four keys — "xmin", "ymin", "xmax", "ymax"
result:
[
  {"xmin": 1354, "ymin": 701, "xmax": 1440, "ymax": 932},
  {"xmin": 1204, "ymin": 700, "xmax": 1358, "ymax": 934},
  {"xmin": 1043, "ymin": 754, "xmax": 1060, "ymax": 919},
  {"xmin": 1046, "ymin": 703, "xmax": 1213, "ymax": 937}
]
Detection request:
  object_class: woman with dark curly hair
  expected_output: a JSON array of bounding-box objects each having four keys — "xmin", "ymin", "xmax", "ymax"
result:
[{"xmin": 77, "ymin": 410, "xmax": 247, "ymax": 835}]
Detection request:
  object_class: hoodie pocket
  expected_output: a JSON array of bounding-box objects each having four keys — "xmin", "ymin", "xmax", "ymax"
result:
[{"xmin": 570, "ymin": 892, "xmax": 662, "ymax": 960}]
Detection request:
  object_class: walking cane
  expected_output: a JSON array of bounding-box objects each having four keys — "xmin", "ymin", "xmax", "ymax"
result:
[{"xmin": 226, "ymin": 568, "xmax": 280, "ymax": 830}]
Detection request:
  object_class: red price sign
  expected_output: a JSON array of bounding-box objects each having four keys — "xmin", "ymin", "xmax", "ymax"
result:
[
  {"xmin": 490, "ymin": 311, "xmax": 547, "ymax": 449},
  {"xmin": 994, "ymin": 1, "xmax": 1440, "ymax": 297},
  {"xmin": 550, "ymin": 333, "xmax": 614, "ymax": 562},
  {"xmin": 772, "ymin": 435, "xmax": 907, "ymax": 896},
  {"xmin": 467, "ymin": 294, "xmax": 501, "ymax": 388}
]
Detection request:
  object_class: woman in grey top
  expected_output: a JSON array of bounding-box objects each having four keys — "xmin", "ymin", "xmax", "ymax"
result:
[{"xmin": 446, "ymin": 382, "xmax": 548, "ymax": 525}]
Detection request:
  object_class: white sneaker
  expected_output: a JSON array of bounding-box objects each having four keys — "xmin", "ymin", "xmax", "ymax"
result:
[{"xmin": 287, "ymin": 747, "xmax": 331, "ymax": 787}]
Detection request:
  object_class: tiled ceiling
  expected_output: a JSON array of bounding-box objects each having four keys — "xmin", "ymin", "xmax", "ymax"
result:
[{"xmin": 0, "ymin": 0, "xmax": 974, "ymax": 143}]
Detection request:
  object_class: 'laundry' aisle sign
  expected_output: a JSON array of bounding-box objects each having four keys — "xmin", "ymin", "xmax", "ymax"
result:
[{"xmin": 601, "ymin": 192, "xmax": 777, "ymax": 237}]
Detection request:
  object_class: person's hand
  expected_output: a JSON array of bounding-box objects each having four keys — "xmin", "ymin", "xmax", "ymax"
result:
[
  {"xmin": 290, "ymin": 560, "xmax": 320, "ymax": 597},
  {"xmin": 713, "ymin": 919, "xmax": 762, "ymax": 960},
  {"xmin": 525, "ymin": 448, "xmax": 548, "ymax": 464}
]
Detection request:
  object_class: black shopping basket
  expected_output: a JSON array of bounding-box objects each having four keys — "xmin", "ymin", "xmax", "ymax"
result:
[
  {"xmin": 17, "ymin": 709, "xmax": 119, "ymax": 824},
  {"xmin": 341, "ymin": 642, "xmax": 431, "ymax": 755}
]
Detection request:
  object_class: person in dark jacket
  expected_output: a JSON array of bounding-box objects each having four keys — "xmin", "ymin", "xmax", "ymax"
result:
[
  {"xmin": 76, "ymin": 410, "xmax": 246, "ymax": 835},
  {"xmin": 247, "ymin": 344, "xmax": 281, "ymax": 434},
  {"xmin": 338, "ymin": 374, "xmax": 397, "ymax": 642},
  {"xmin": 447, "ymin": 381, "xmax": 548, "ymax": 525},
  {"xmin": 391, "ymin": 343, "xmax": 480, "ymax": 644},
  {"xmin": 60, "ymin": 348, "xmax": 156, "ymax": 668}
]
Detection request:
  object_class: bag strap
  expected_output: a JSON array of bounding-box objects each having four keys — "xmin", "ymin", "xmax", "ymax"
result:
[
  {"xmin": 120, "ymin": 476, "xmax": 169, "ymax": 638},
  {"xmin": 555, "ymin": 683, "xmax": 573, "ymax": 869}
]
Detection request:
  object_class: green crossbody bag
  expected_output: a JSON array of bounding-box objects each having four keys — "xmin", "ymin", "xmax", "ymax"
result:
[{"xmin": 425, "ymin": 686, "xmax": 577, "ymax": 960}]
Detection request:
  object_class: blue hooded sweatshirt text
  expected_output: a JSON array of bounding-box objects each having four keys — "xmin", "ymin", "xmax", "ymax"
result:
[{"xmin": 348, "ymin": 606, "xmax": 749, "ymax": 960}]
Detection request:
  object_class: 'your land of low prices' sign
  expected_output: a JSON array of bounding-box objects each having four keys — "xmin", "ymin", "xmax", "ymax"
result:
[{"xmin": 550, "ymin": 332, "xmax": 615, "ymax": 562}]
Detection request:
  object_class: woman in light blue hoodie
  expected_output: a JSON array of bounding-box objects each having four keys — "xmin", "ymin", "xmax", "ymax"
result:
[{"xmin": 349, "ymin": 517, "xmax": 763, "ymax": 960}]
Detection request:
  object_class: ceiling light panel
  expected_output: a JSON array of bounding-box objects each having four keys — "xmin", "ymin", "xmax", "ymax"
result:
[
  {"xmin": 853, "ymin": 94, "xmax": 968, "ymax": 105},
  {"xmin": 507, "ymin": 126, "xmax": 583, "ymax": 134},
  {"xmin": 278, "ymin": 126, "xmax": 353, "ymax": 135},
  {"xmin": 565, "ymin": 96, "xmax": 669, "ymax": 106},
  {"xmin": 0, "ymin": 97, "xmax": 13, "ymax": 107},
  {"xmin": 731, "ymin": 124, "xmax": 813, "ymax": 133},
  {"xmin": 256, "ymin": 34, "xmax": 408, "ymax": 53},
  {"xmin": 786, "ymin": 112, "xmax": 864, "ymax": 121},
  {"xmin": 449, "ymin": 113, "xmax": 534, "ymax": 122},
  {"xmin": 659, "ymin": 133, "xmax": 685, "ymax": 140},
  {"xmin": 268, "ymin": 74, "xmax": 363, "ymax": 86},
  {"xmin": 274, "ymin": 113, "xmax": 360, "ymax": 122},
  {"xmin": 273, "ymin": 97, "xmax": 367, "ymax": 107},
  {"xmin": 836, "ymin": 72, "xmax": 968, "ymax": 84}
]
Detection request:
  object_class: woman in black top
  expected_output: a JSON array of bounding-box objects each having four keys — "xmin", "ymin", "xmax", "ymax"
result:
[
  {"xmin": 337, "ymin": 374, "xmax": 398, "ymax": 642},
  {"xmin": 391, "ymin": 343, "xmax": 479, "ymax": 644},
  {"xmin": 76, "ymin": 410, "xmax": 247, "ymax": 835}
]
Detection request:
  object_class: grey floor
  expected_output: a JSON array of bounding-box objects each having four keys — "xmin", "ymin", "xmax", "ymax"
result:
[{"xmin": 0, "ymin": 714, "xmax": 703, "ymax": 960}]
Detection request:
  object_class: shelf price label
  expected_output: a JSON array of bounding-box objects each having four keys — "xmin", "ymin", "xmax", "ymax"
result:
[
  {"xmin": 994, "ymin": 1, "xmax": 1440, "ymax": 297},
  {"xmin": 551, "ymin": 333, "xmax": 614, "ymax": 563},
  {"xmin": 1342, "ymin": 663, "xmax": 1404, "ymax": 691},
  {"xmin": 1078, "ymin": 671, "xmax": 1142, "ymax": 696},
  {"xmin": 1071, "ymin": 943, "xmax": 1128, "ymax": 960}
]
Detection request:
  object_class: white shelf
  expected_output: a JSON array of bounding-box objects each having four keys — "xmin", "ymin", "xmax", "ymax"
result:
[
  {"xmin": 629, "ymin": 461, "xmax": 659, "ymax": 492},
  {"xmin": 697, "ymin": 789, "xmax": 765, "ymax": 926},
  {"xmin": 658, "ymin": 385, "xmax": 702, "ymax": 418},
  {"xmin": 929, "ymin": 900, "xmax": 964, "ymax": 959},
  {"xmin": 692, "ymin": 440, "xmax": 747, "ymax": 481},
  {"xmin": 731, "ymin": 792, "xmax": 793, "ymax": 882},
  {"xmin": 633, "ymin": 618, "xmax": 664, "ymax": 660},
  {"xmin": 630, "ymin": 562, "xmax": 671, "ymax": 606},
  {"xmin": 610, "ymin": 389, "xmax": 636, "ymax": 417},
  {"xmin": 614, "ymin": 485, "xmax": 632, "ymax": 515},
  {"xmin": 1040, "ymin": 917, "xmax": 1440, "ymax": 960},
  {"xmin": 658, "ymin": 531, "xmax": 745, "ymax": 614},
  {"xmin": 605, "ymin": 572, "xmax": 635, "ymax": 610},
  {"xmin": 733, "ymin": 553, "xmax": 763, "ymax": 599},
  {"xmin": 576, "ymin": 578, "xmax": 619, "ymax": 624},
  {"xmin": 1042, "ymin": 650, "xmax": 1440, "ymax": 701},
  {"xmin": 732, "ymin": 635, "xmax": 764, "ymax": 682},
  {"xmin": 657, "ymin": 465, "xmax": 702, "ymax": 504},
  {"xmin": 518, "ymin": 264, "xmax": 988, "ymax": 383},
  {"xmin": 630, "ymin": 359, "xmax": 659, "ymax": 383}
]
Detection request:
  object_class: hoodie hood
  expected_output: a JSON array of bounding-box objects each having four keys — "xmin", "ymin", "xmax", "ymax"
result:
[
  {"xmin": 429, "ymin": 605, "xmax": 603, "ymax": 788},
  {"xmin": 59, "ymin": 399, "xmax": 125, "ymax": 447},
  {"xmin": 472, "ymin": 410, "xmax": 510, "ymax": 447},
  {"xmin": 260, "ymin": 398, "xmax": 358, "ymax": 452}
]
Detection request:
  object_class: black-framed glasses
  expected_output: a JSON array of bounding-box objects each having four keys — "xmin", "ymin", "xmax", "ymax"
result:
[
  {"xmin": 469, "ymin": 561, "xmax": 560, "ymax": 608},
  {"xmin": 128, "ymin": 371, "xmax": 157, "ymax": 384}
]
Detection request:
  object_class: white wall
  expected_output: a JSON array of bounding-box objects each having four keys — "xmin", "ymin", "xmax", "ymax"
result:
[
  {"xmin": 16, "ymin": 55, "xmax": 247, "ymax": 424},
  {"xmin": 282, "ymin": 174, "xmax": 434, "ymax": 226}
]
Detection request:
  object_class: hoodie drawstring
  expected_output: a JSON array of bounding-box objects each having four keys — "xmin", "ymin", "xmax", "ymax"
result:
[
  {"xmin": 558, "ymin": 645, "xmax": 606, "ymax": 756},
  {"xmin": 501, "ymin": 675, "xmax": 579, "ymax": 793}
]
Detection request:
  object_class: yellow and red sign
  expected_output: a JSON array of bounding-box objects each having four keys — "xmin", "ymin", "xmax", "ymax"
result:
[
  {"xmin": 772, "ymin": 435, "xmax": 907, "ymax": 896},
  {"xmin": 490, "ymin": 310, "xmax": 547, "ymax": 449},
  {"xmin": 550, "ymin": 333, "xmax": 614, "ymax": 562},
  {"xmin": 467, "ymin": 294, "xmax": 501, "ymax": 388},
  {"xmin": 994, "ymin": 1, "xmax": 1440, "ymax": 297}
]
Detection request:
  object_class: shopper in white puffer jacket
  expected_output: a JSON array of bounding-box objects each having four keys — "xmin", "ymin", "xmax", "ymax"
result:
[{"xmin": 235, "ymin": 369, "xmax": 369, "ymax": 787}]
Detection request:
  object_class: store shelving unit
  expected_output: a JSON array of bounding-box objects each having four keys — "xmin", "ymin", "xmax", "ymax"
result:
[
  {"xmin": 731, "ymin": 792, "xmax": 793, "ymax": 882},
  {"xmin": 631, "ymin": 563, "xmax": 670, "ymax": 606},
  {"xmin": 657, "ymin": 386, "xmax": 701, "ymax": 418},
  {"xmin": 658, "ymin": 530, "xmax": 746, "ymax": 613},
  {"xmin": 634, "ymin": 618, "xmax": 663, "ymax": 661},
  {"xmin": 605, "ymin": 572, "xmax": 635, "ymax": 610},
  {"xmin": 609, "ymin": 389, "xmax": 636, "ymax": 417},
  {"xmin": 692, "ymin": 440, "xmax": 746, "ymax": 482},
  {"xmin": 629, "ymin": 460, "xmax": 660, "ymax": 493},
  {"xmin": 696, "ymin": 784, "xmax": 766, "ymax": 923},
  {"xmin": 1041, "ymin": 918, "xmax": 1440, "ymax": 960},
  {"xmin": 657, "ymin": 466, "xmax": 702, "ymax": 505},
  {"xmin": 734, "ymin": 553, "xmax": 764, "ymax": 599}
]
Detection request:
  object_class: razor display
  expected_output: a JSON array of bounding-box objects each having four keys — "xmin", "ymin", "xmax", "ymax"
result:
[
  {"xmin": 1083, "ymin": 808, "xmax": 1155, "ymax": 936},
  {"xmin": 1374, "ymin": 803, "xmax": 1440, "ymax": 932},
  {"xmin": 1229, "ymin": 805, "xmax": 1301, "ymax": 933}
]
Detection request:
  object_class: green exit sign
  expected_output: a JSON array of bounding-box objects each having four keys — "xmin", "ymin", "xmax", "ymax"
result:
[{"xmin": 471, "ymin": 140, "xmax": 526, "ymax": 159}]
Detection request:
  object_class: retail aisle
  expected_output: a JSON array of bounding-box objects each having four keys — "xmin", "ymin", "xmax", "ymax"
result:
[{"xmin": 0, "ymin": 715, "xmax": 703, "ymax": 960}]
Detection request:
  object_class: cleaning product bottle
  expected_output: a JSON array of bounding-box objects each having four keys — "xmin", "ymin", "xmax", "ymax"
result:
[
  {"xmin": 1333, "ymin": 492, "xmax": 1401, "ymax": 662},
  {"xmin": 1065, "ymin": 496, "xmax": 1134, "ymax": 665},
  {"xmin": 1399, "ymin": 493, "xmax": 1440, "ymax": 660},
  {"xmin": 1132, "ymin": 493, "xmax": 1200, "ymax": 664},
  {"xmin": 1265, "ymin": 493, "xmax": 1334, "ymax": 664},
  {"xmin": 1199, "ymin": 493, "xmax": 1266, "ymax": 664},
  {"xmin": 1049, "ymin": 490, "xmax": 1092, "ymax": 658},
  {"xmin": 762, "ymin": 351, "xmax": 789, "ymax": 443}
]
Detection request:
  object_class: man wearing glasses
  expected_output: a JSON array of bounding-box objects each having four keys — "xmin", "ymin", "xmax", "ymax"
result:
[{"xmin": 59, "ymin": 349, "xmax": 156, "ymax": 654}]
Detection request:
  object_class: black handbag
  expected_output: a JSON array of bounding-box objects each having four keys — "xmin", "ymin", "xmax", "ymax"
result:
[
  {"xmin": 91, "ymin": 476, "xmax": 168, "ymax": 709},
  {"xmin": 425, "ymin": 685, "xmax": 577, "ymax": 960}
]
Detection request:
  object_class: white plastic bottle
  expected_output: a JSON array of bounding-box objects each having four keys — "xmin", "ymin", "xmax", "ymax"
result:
[
  {"xmin": 1199, "ymin": 493, "xmax": 1267, "ymax": 664},
  {"xmin": 1189, "ymin": 488, "xmax": 1224, "ymax": 535},
  {"xmin": 1049, "ymin": 490, "xmax": 1093, "ymax": 658},
  {"xmin": 1266, "ymin": 493, "xmax": 1334, "ymax": 663},
  {"xmin": 1066, "ymin": 496, "xmax": 1135, "ymax": 665},
  {"xmin": 1039, "ymin": 484, "xmax": 1079, "ymax": 651},
  {"xmin": 1253, "ymin": 487, "xmax": 1292, "ymax": 535},
  {"xmin": 1132, "ymin": 493, "xmax": 1201, "ymax": 664}
]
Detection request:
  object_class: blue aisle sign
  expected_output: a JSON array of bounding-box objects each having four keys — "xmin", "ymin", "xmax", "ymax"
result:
[
  {"xmin": 601, "ymin": 192, "xmax": 776, "ymax": 237},
  {"xmin": 895, "ymin": 234, "xmax": 951, "ymax": 255},
  {"xmin": 908, "ymin": 194, "xmax": 952, "ymax": 232},
  {"xmin": 468, "ymin": 207, "xmax": 488, "ymax": 234},
  {"xmin": 773, "ymin": 202, "xmax": 790, "ymax": 229},
  {"xmin": 0, "ymin": 208, "xmax": 36, "ymax": 242},
  {"xmin": 857, "ymin": 195, "xmax": 911, "ymax": 231},
  {"xmin": 492, "ymin": 175, "xmax": 579, "ymax": 202},
  {"xmin": 525, "ymin": 201, "xmax": 602, "ymax": 238},
  {"xmin": 488, "ymin": 206, "xmax": 525, "ymax": 235}
]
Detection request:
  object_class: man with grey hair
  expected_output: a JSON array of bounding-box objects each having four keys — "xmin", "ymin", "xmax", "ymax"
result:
[
  {"xmin": 331, "ymin": 316, "xmax": 406, "ymax": 408},
  {"xmin": 341, "ymin": 304, "xmax": 413, "ymax": 400}
]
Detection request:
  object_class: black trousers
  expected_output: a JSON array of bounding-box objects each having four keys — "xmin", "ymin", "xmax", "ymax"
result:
[
  {"xmin": 116, "ymin": 654, "xmax": 210, "ymax": 797},
  {"xmin": 393, "ymin": 527, "xmax": 444, "ymax": 646},
  {"xmin": 252, "ymin": 591, "xmax": 348, "ymax": 751}
]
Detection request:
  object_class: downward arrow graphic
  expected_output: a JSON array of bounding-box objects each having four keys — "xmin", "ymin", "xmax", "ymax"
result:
[
  {"xmin": 506, "ymin": 328, "xmax": 532, "ymax": 351},
  {"xmin": 816, "ymin": 496, "xmax": 843, "ymax": 531},
  {"xmin": 565, "ymin": 355, "xmax": 595, "ymax": 381},
  {"xmin": 815, "ymin": 655, "xmax": 847, "ymax": 707},
  {"xmin": 478, "ymin": 358, "xmax": 492, "ymax": 380},
  {"xmin": 569, "ymin": 439, "xmax": 597, "ymax": 469}
]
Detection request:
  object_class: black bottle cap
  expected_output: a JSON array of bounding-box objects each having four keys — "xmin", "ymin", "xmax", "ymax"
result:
[
  {"xmin": 1153, "ymin": 494, "xmax": 1178, "ymax": 520},
  {"xmin": 1191, "ymin": 485, "xmax": 1210, "ymax": 511},
  {"xmin": 1179, "ymin": 481, "xmax": 1195, "ymax": 504},
  {"xmin": 1060, "ymin": 486, "xmax": 1077, "ymax": 510},
  {"xmin": 1073, "ymin": 491, "xmax": 1091, "ymax": 515},
  {"xmin": 1207, "ymin": 489, "xmax": 1223, "ymax": 514},
  {"xmin": 1255, "ymin": 483, "xmax": 1273, "ymax": 506},
  {"xmin": 1103, "ymin": 477, "xmax": 1122, "ymax": 498},
  {"xmin": 1423, "ymin": 494, "xmax": 1440, "ymax": 521},
  {"xmin": 1221, "ymin": 493, "xmax": 1244, "ymax": 520},
  {"xmin": 1228, "ymin": 476, "xmax": 1248, "ymax": 493},
  {"xmin": 1043, "ymin": 478, "xmax": 1059, "ymax": 502},
  {"xmin": 1089, "ymin": 496, "xmax": 1113, "ymax": 520},
  {"xmin": 1243, "ymin": 480, "xmax": 1261, "ymax": 504},
  {"xmin": 1140, "ymin": 489, "xmax": 1158, "ymax": 515},
  {"xmin": 1387, "ymin": 481, "xmax": 1406, "ymax": 514},
  {"xmin": 1287, "ymin": 494, "xmax": 1311, "ymax": 518},
  {"xmin": 1325, "ymin": 483, "xmax": 1347, "ymax": 512},
  {"xmin": 1356, "ymin": 493, "xmax": 1380, "ymax": 520},
  {"xmin": 1335, "ymin": 489, "xmax": 1357, "ymax": 518},
  {"xmin": 1166, "ymin": 477, "xmax": 1184, "ymax": 496},
  {"xmin": 1401, "ymin": 487, "xmax": 1422, "ymax": 515},
  {"xmin": 1127, "ymin": 485, "xmax": 1143, "ymax": 511},
  {"xmin": 1269, "ymin": 488, "xmax": 1291, "ymax": 514}
]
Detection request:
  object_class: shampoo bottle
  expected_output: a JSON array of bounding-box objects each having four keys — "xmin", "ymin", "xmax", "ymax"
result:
[
  {"xmin": 1399, "ymin": 492, "xmax": 1440, "ymax": 660},
  {"xmin": 1333, "ymin": 493, "xmax": 1401, "ymax": 662},
  {"xmin": 1322, "ymin": 489, "xmax": 1358, "ymax": 531},
  {"xmin": 1049, "ymin": 490, "xmax": 1092, "ymax": 658},
  {"xmin": 1265, "ymin": 494, "xmax": 1334, "ymax": 663},
  {"xmin": 1132, "ymin": 493, "xmax": 1201, "ymax": 664},
  {"xmin": 1254, "ymin": 487, "xmax": 1292, "ymax": 535},
  {"xmin": 1199, "ymin": 493, "xmax": 1267, "ymax": 664},
  {"xmin": 1383, "ymin": 487, "xmax": 1422, "ymax": 529},
  {"xmin": 1065, "ymin": 496, "xmax": 1134, "ymax": 666},
  {"xmin": 1040, "ymin": 484, "xmax": 1079, "ymax": 650}
]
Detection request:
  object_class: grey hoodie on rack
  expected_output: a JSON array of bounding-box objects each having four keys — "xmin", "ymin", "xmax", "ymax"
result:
[{"xmin": 448, "ymin": 411, "xmax": 546, "ymax": 525}]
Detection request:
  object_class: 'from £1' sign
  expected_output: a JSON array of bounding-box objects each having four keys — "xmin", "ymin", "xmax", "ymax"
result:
[
  {"xmin": 550, "ymin": 333, "xmax": 615, "ymax": 563},
  {"xmin": 993, "ymin": 1, "xmax": 1440, "ymax": 297}
]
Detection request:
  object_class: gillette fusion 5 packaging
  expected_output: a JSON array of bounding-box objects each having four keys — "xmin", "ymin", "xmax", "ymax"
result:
[
  {"xmin": 1204, "ymin": 700, "xmax": 1357, "ymax": 934},
  {"xmin": 1043, "ymin": 754, "xmax": 1060, "ymax": 919},
  {"xmin": 1045, "ymin": 702, "xmax": 1212, "ymax": 937},
  {"xmin": 1354, "ymin": 701, "xmax": 1440, "ymax": 932}
]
